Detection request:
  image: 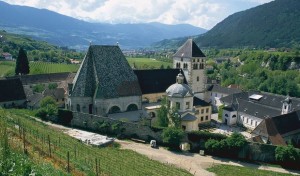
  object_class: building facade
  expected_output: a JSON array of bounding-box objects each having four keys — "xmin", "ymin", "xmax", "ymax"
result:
[{"xmin": 173, "ymin": 39, "xmax": 207, "ymax": 98}]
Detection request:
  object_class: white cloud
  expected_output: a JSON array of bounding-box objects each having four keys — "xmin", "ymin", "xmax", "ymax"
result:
[{"xmin": 2, "ymin": 0, "xmax": 273, "ymax": 29}]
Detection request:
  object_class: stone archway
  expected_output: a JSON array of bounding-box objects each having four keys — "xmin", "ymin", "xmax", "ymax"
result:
[
  {"xmin": 108, "ymin": 106, "xmax": 121, "ymax": 114},
  {"xmin": 127, "ymin": 104, "xmax": 138, "ymax": 111}
]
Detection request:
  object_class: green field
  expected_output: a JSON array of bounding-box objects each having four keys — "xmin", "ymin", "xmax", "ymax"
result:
[
  {"xmin": 0, "ymin": 58, "xmax": 172, "ymax": 77},
  {"xmin": 0, "ymin": 61, "xmax": 79, "ymax": 77},
  {"xmin": 206, "ymin": 164, "xmax": 292, "ymax": 176},
  {"xmin": 1, "ymin": 109, "xmax": 191, "ymax": 175},
  {"xmin": 127, "ymin": 57, "xmax": 172, "ymax": 69}
]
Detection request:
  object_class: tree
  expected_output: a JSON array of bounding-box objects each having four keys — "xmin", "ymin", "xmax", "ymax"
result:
[
  {"xmin": 15, "ymin": 48, "xmax": 30, "ymax": 75},
  {"xmin": 36, "ymin": 96, "xmax": 57, "ymax": 119},
  {"xmin": 155, "ymin": 98, "xmax": 169, "ymax": 127},
  {"xmin": 162, "ymin": 127, "xmax": 184, "ymax": 149},
  {"xmin": 168, "ymin": 106, "xmax": 181, "ymax": 128}
]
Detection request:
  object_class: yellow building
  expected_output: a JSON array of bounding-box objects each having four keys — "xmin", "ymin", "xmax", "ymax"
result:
[{"xmin": 166, "ymin": 72, "xmax": 211, "ymax": 132}]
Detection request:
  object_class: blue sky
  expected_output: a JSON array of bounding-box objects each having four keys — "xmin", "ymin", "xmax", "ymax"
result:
[{"xmin": 2, "ymin": 0, "xmax": 273, "ymax": 29}]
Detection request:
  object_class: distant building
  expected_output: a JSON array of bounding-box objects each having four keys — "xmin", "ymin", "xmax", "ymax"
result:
[
  {"xmin": 251, "ymin": 110, "xmax": 300, "ymax": 146},
  {"xmin": 2, "ymin": 52, "xmax": 12, "ymax": 60},
  {"xmin": 0, "ymin": 78, "xmax": 26, "ymax": 108},
  {"xmin": 220, "ymin": 91, "xmax": 300, "ymax": 130}
]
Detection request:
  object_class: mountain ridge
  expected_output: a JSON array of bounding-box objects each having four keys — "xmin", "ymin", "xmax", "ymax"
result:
[
  {"xmin": 0, "ymin": 1, "xmax": 206, "ymax": 49},
  {"xmin": 153, "ymin": 0, "xmax": 300, "ymax": 49}
]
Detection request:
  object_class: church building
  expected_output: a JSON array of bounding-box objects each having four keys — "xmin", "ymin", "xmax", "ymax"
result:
[{"xmin": 67, "ymin": 39, "xmax": 211, "ymax": 130}]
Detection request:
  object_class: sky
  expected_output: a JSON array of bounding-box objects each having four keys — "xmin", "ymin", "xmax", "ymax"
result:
[{"xmin": 2, "ymin": 0, "xmax": 273, "ymax": 29}]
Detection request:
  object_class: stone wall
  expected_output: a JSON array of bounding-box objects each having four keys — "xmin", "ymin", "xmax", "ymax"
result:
[
  {"xmin": 71, "ymin": 112, "xmax": 163, "ymax": 143},
  {"xmin": 238, "ymin": 142, "xmax": 276, "ymax": 163}
]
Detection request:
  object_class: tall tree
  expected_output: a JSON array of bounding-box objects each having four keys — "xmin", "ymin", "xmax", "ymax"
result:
[{"xmin": 15, "ymin": 48, "xmax": 30, "ymax": 75}]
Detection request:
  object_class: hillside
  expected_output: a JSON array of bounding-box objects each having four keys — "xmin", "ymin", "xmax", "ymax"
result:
[
  {"xmin": 0, "ymin": 30, "xmax": 84, "ymax": 63},
  {"xmin": 153, "ymin": 0, "xmax": 300, "ymax": 49},
  {"xmin": 0, "ymin": 1, "xmax": 206, "ymax": 49}
]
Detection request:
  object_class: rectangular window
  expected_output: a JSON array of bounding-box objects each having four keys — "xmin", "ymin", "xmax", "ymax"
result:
[
  {"xmin": 182, "ymin": 125, "xmax": 186, "ymax": 131},
  {"xmin": 201, "ymin": 116, "xmax": 203, "ymax": 121},
  {"xmin": 251, "ymin": 120, "xmax": 253, "ymax": 125},
  {"xmin": 201, "ymin": 109, "xmax": 204, "ymax": 114},
  {"xmin": 176, "ymin": 102, "xmax": 180, "ymax": 109},
  {"xmin": 255, "ymin": 121, "xmax": 258, "ymax": 127},
  {"xmin": 186, "ymin": 102, "xmax": 190, "ymax": 109},
  {"xmin": 206, "ymin": 108, "xmax": 209, "ymax": 113},
  {"xmin": 205, "ymin": 116, "xmax": 208, "ymax": 120}
]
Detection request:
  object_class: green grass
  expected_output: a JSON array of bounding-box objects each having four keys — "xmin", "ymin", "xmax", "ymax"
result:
[
  {"xmin": 2, "ymin": 109, "xmax": 191, "ymax": 176},
  {"xmin": 127, "ymin": 57, "xmax": 172, "ymax": 69},
  {"xmin": 206, "ymin": 164, "xmax": 292, "ymax": 176},
  {"xmin": 0, "ymin": 57, "xmax": 173, "ymax": 77}
]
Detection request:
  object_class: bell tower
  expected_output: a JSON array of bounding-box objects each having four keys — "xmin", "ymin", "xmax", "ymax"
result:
[{"xmin": 173, "ymin": 39, "xmax": 206, "ymax": 98}]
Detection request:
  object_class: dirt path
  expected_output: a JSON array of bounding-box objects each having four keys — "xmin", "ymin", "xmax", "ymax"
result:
[
  {"xmin": 118, "ymin": 140, "xmax": 300, "ymax": 176},
  {"xmin": 29, "ymin": 116, "xmax": 300, "ymax": 176}
]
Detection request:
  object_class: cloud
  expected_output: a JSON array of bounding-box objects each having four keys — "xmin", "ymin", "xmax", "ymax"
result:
[{"xmin": 2, "ymin": 0, "xmax": 273, "ymax": 29}]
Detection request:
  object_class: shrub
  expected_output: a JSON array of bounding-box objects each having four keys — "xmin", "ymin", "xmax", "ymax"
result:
[
  {"xmin": 48, "ymin": 83, "xmax": 58, "ymax": 90},
  {"xmin": 275, "ymin": 145, "xmax": 300, "ymax": 169},
  {"xmin": 205, "ymin": 132, "xmax": 247, "ymax": 158},
  {"xmin": 36, "ymin": 96, "xmax": 58, "ymax": 119},
  {"xmin": 188, "ymin": 131, "xmax": 227, "ymax": 142},
  {"xmin": 33, "ymin": 84, "xmax": 45, "ymax": 93},
  {"xmin": 162, "ymin": 127, "xmax": 184, "ymax": 149}
]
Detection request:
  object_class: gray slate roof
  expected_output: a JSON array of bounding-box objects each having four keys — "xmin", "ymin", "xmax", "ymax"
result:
[
  {"xmin": 166, "ymin": 83, "xmax": 193, "ymax": 97},
  {"xmin": 0, "ymin": 78, "xmax": 26, "ymax": 102},
  {"xmin": 173, "ymin": 39, "xmax": 206, "ymax": 58},
  {"xmin": 207, "ymin": 84, "xmax": 242, "ymax": 95},
  {"xmin": 71, "ymin": 45, "xmax": 142, "ymax": 99},
  {"xmin": 182, "ymin": 113, "xmax": 197, "ymax": 121},
  {"xmin": 221, "ymin": 91, "xmax": 300, "ymax": 111}
]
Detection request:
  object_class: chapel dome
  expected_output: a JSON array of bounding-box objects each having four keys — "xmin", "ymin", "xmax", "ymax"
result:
[{"xmin": 166, "ymin": 83, "xmax": 193, "ymax": 97}]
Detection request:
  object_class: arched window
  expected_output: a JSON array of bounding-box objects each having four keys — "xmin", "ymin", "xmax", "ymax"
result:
[
  {"xmin": 149, "ymin": 112, "xmax": 156, "ymax": 118},
  {"xmin": 232, "ymin": 115, "xmax": 236, "ymax": 118},
  {"xmin": 127, "ymin": 104, "xmax": 138, "ymax": 111},
  {"xmin": 89, "ymin": 104, "xmax": 93, "ymax": 114},
  {"xmin": 108, "ymin": 106, "xmax": 121, "ymax": 114},
  {"xmin": 183, "ymin": 63, "xmax": 188, "ymax": 69},
  {"xmin": 225, "ymin": 114, "xmax": 228, "ymax": 117},
  {"xmin": 193, "ymin": 64, "xmax": 198, "ymax": 70},
  {"xmin": 76, "ymin": 104, "xmax": 80, "ymax": 112}
]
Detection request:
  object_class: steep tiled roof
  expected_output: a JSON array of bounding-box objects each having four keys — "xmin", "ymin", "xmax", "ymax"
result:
[
  {"xmin": 134, "ymin": 69, "xmax": 187, "ymax": 94},
  {"xmin": 182, "ymin": 113, "xmax": 197, "ymax": 121},
  {"xmin": 71, "ymin": 45, "xmax": 142, "ymax": 99},
  {"xmin": 173, "ymin": 39, "xmax": 205, "ymax": 58},
  {"xmin": 0, "ymin": 78, "xmax": 26, "ymax": 102},
  {"xmin": 193, "ymin": 97, "xmax": 210, "ymax": 107},
  {"xmin": 252, "ymin": 110, "xmax": 300, "ymax": 146},
  {"xmin": 207, "ymin": 84, "xmax": 242, "ymax": 95},
  {"xmin": 43, "ymin": 88, "xmax": 65, "ymax": 100}
]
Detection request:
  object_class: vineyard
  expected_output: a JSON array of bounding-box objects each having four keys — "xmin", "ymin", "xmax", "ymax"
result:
[
  {"xmin": 0, "ymin": 61, "xmax": 79, "ymax": 77},
  {"xmin": 0, "ymin": 58, "xmax": 172, "ymax": 77},
  {"xmin": 0, "ymin": 109, "xmax": 191, "ymax": 176}
]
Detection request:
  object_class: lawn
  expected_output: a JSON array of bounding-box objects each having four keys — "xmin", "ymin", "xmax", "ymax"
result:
[
  {"xmin": 206, "ymin": 164, "xmax": 293, "ymax": 176},
  {"xmin": 1, "ymin": 109, "xmax": 191, "ymax": 176}
]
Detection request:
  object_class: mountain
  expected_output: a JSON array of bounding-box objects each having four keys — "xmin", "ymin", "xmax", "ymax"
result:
[
  {"xmin": 0, "ymin": 1, "xmax": 206, "ymax": 49},
  {"xmin": 153, "ymin": 0, "xmax": 300, "ymax": 49}
]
